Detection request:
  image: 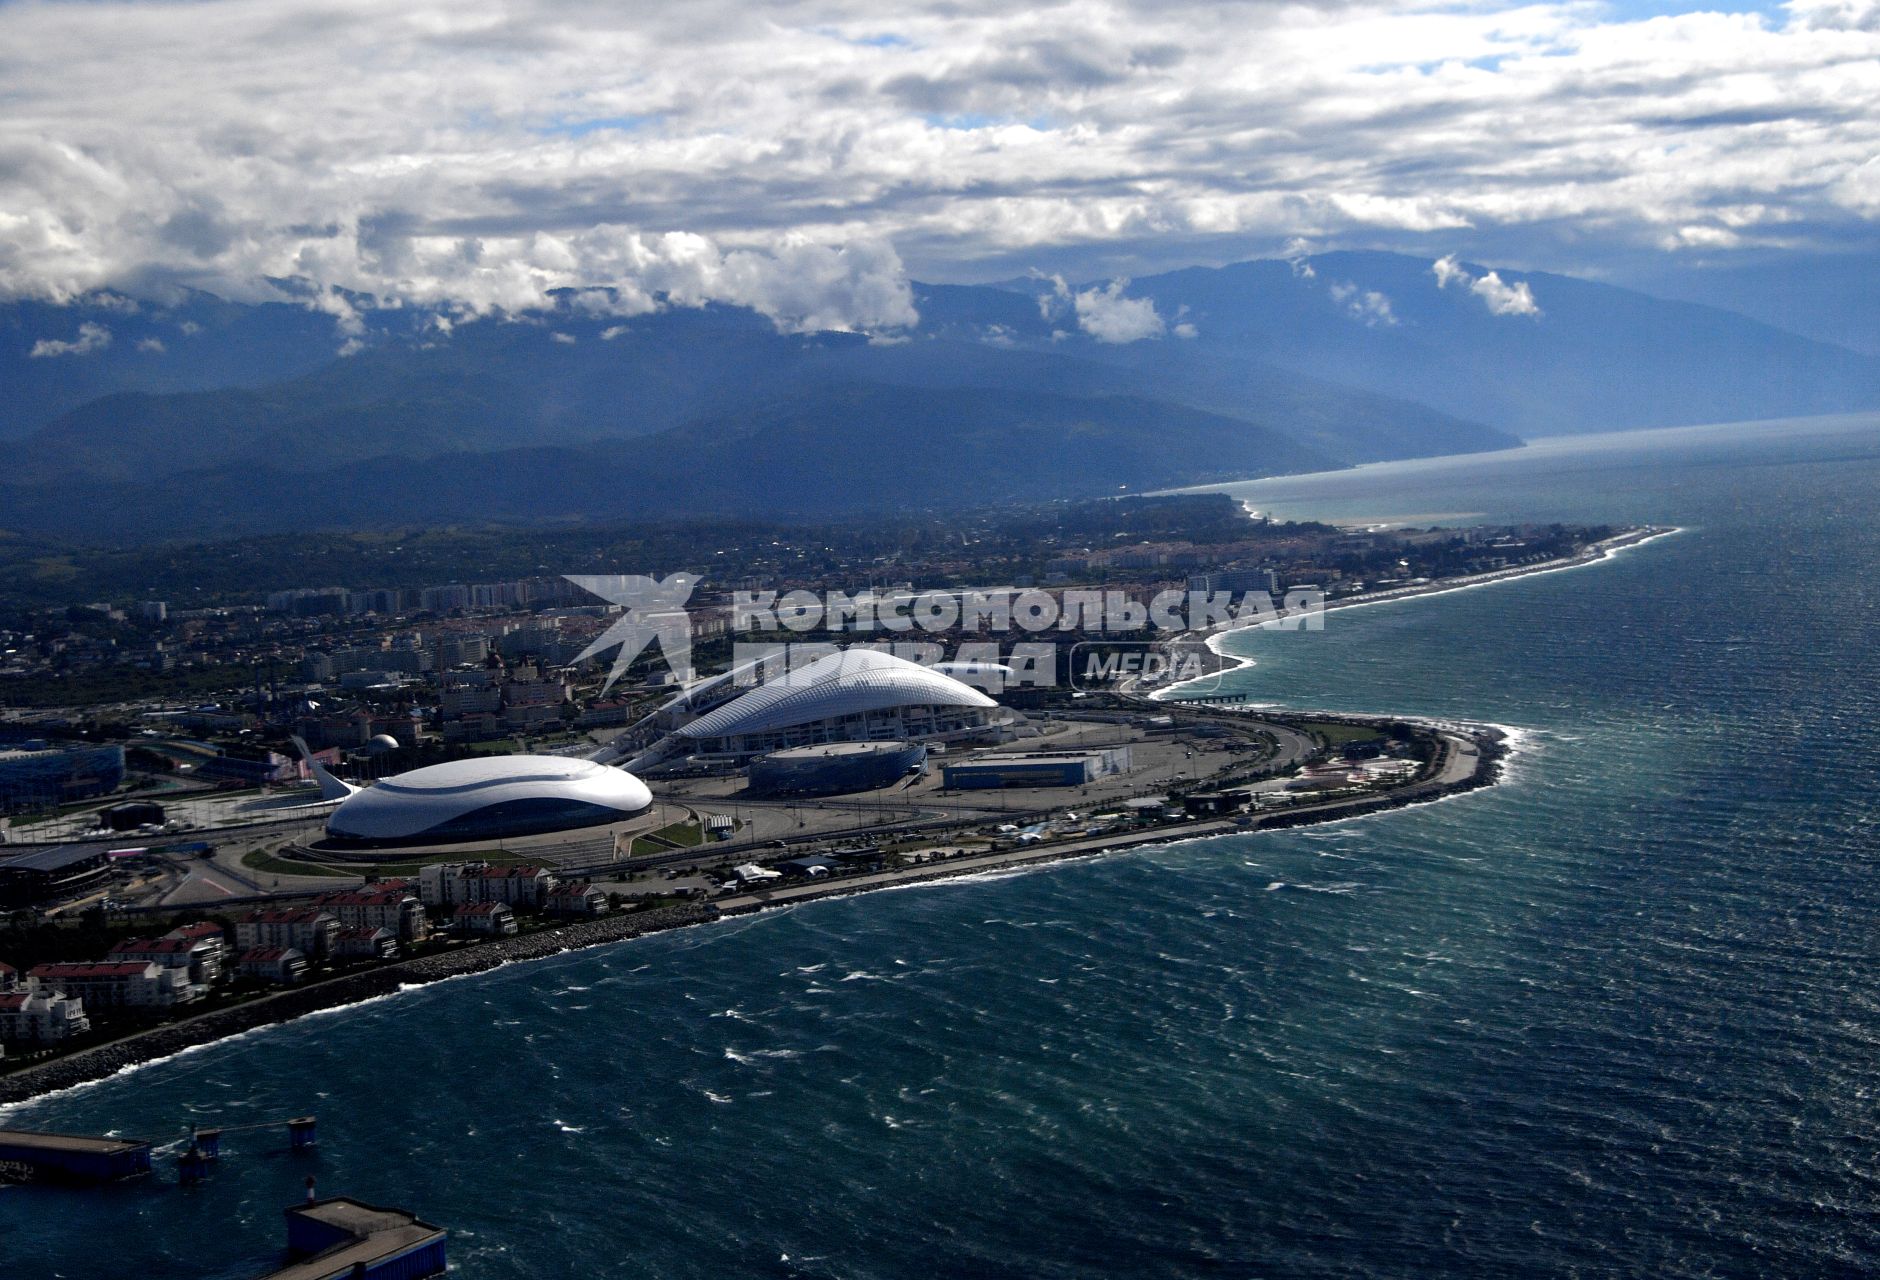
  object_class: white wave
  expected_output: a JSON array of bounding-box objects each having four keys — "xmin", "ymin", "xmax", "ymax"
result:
[
  {"xmin": 1, "ymin": 914, "xmax": 733, "ymax": 1114},
  {"xmin": 1314, "ymin": 526, "xmax": 1684, "ymax": 619}
]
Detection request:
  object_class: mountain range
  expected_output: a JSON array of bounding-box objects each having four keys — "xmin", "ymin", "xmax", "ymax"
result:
[{"xmin": 4, "ymin": 250, "xmax": 1876, "ymax": 541}]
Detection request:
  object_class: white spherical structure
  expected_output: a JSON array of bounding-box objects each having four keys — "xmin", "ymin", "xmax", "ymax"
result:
[{"xmin": 326, "ymin": 756, "xmax": 652, "ymax": 847}]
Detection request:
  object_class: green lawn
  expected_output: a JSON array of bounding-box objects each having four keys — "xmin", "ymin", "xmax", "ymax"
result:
[
  {"xmin": 241, "ymin": 846, "xmax": 543, "ymax": 879},
  {"xmin": 1296, "ymin": 719, "xmax": 1389, "ymax": 747},
  {"xmin": 360, "ymin": 850, "xmax": 543, "ymax": 876},
  {"xmin": 629, "ymin": 820, "xmax": 708, "ymax": 857},
  {"xmin": 240, "ymin": 848, "xmax": 355, "ymax": 878}
]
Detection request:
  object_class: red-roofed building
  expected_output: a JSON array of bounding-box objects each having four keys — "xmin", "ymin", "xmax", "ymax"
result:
[
  {"xmin": 28, "ymin": 960, "xmax": 195, "ymax": 1009},
  {"xmin": 331, "ymin": 926, "xmax": 399, "ymax": 962},
  {"xmin": 546, "ymin": 881, "xmax": 609, "ymax": 918},
  {"xmin": 234, "ymin": 947, "xmax": 307, "ymax": 985},
  {"xmin": 314, "ymin": 890, "xmax": 428, "ymax": 942},
  {"xmin": 234, "ymin": 909, "xmax": 338, "ymax": 961},
  {"xmin": 470, "ymin": 864, "xmax": 552, "ymax": 908},
  {"xmin": 451, "ymin": 902, "xmax": 517, "ymax": 937},
  {"xmin": 0, "ymin": 989, "xmax": 89, "ymax": 1043},
  {"xmin": 420, "ymin": 862, "xmax": 555, "ymax": 909},
  {"xmin": 110, "ymin": 935, "xmax": 221, "ymax": 990},
  {"xmin": 165, "ymin": 921, "xmax": 228, "ymax": 950}
]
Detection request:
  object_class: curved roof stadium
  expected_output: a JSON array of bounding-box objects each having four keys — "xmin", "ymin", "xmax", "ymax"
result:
[
  {"xmin": 677, "ymin": 649, "xmax": 996, "ymax": 742},
  {"xmin": 325, "ymin": 756, "xmax": 652, "ymax": 847}
]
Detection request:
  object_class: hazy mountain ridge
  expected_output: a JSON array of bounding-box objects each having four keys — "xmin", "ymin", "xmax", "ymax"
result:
[
  {"xmin": 0, "ymin": 385, "xmax": 1351, "ymax": 540},
  {"xmin": 950, "ymin": 251, "xmax": 1880, "ymax": 437},
  {"xmin": 2, "ymin": 249, "xmax": 1872, "ymax": 540}
]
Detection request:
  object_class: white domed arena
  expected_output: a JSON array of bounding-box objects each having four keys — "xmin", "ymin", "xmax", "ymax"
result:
[
  {"xmin": 321, "ymin": 755, "xmax": 653, "ymax": 847},
  {"xmin": 628, "ymin": 648, "xmax": 1005, "ymax": 771}
]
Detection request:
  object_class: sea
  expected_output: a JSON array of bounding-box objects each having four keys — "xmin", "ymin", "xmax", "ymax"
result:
[{"xmin": 4, "ymin": 412, "xmax": 1879, "ymax": 1278}]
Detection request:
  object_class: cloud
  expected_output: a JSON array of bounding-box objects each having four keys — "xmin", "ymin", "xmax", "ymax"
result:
[
  {"xmin": 136, "ymin": 336, "xmax": 165, "ymax": 352},
  {"xmin": 1432, "ymin": 254, "xmax": 1541, "ymax": 317},
  {"xmin": 29, "ymin": 320, "xmax": 112, "ymax": 357},
  {"xmin": 1042, "ymin": 275, "xmax": 1166, "ymax": 343},
  {"xmin": 1329, "ymin": 280, "xmax": 1398, "ymax": 326},
  {"xmin": 1471, "ymin": 270, "xmax": 1540, "ymax": 317},
  {"xmin": 1431, "ymin": 255, "xmax": 1471, "ymax": 291},
  {"xmin": 0, "ymin": 0, "xmax": 1874, "ymax": 317},
  {"xmin": 1786, "ymin": 0, "xmax": 1880, "ymax": 31}
]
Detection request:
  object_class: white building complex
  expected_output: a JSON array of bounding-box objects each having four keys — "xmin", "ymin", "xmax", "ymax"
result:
[{"xmin": 626, "ymin": 649, "xmax": 1008, "ymax": 771}]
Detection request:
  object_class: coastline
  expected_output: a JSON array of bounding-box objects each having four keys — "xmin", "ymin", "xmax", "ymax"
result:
[
  {"xmin": 1158, "ymin": 524, "xmax": 1679, "ymax": 696},
  {"xmin": 0, "ymin": 716, "xmax": 1510, "ymax": 1112},
  {"xmin": 0, "ymin": 531, "xmax": 1677, "ymax": 1113},
  {"xmin": 714, "ymin": 722, "xmax": 1506, "ymax": 914},
  {"xmin": 1317, "ymin": 523, "xmax": 1677, "ymax": 616},
  {"xmin": 0, "ymin": 904, "xmax": 716, "ymax": 1109}
]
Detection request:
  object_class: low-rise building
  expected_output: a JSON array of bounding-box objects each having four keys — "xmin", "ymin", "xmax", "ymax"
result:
[
  {"xmin": 27, "ymin": 961, "xmax": 197, "ymax": 1009},
  {"xmin": 440, "ymin": 685, "xmax": 502, "ymax": 718},
  {"xmin": 108, "ymin": 936, "xmax": 218, "ymax": 995},
  {"xmin": 0, "ymin": 989, "xmax": 90, "ymax": 1044},
  {"xmin": 330, "ymin": 926, "xmax": 399, "ymax": 962},
  {"xmin": 0, "ymin": 844, "xmax": 113, "ymax": 908},
  {"xmin": 452, "ymin": 902, "xmax": 518, "ymax": 937},
  {"xmin": 546, "ymin": 881, "xmax": 609, "ymax": 918},
  {"xmin": 942, "ymin": 746, "xmax": 1133, "ymax": 790},
  {"xmin": 164, "ymin": 921, "xmax": 229, "ymax": 967},
  {"xmin": 442, "ymin": 713, "xmax": 502, "ymax": 744},
  {"xmin": 574, "ymin": 699, "xmax": 635, "ymax": 729},
  {"xmin": 315, "ymin": 890, "xmax": 430, "ymax": 942},
  {"xmin": 234, "ymin": 908, "xmax": 339, "ymax": 961},
  {"xmin": 420, "ymin": 862, "xmax": 555, "ymax": 910},
  {"xmin": 234, "ymin": 947, "xmax": 308, "ymax": 984},
  {"xmin": 467, "ymin": 864, "xmax": 554, "ymax": 909}
]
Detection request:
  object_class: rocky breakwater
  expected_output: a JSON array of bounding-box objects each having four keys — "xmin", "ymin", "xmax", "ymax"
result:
[{"xmin": 0, "ymin": 904, "xmax": 718, "ymax": 1107}]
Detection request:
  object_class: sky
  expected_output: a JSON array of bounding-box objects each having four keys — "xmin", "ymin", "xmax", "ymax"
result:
[{"xmin": 0, "ymin": 0, "xmax": 1875, "ymax": 333}]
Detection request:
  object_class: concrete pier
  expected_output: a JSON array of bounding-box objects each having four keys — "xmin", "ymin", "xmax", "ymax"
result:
[
  {"xmin": 0, "ymin": 1128, "xmax": 153, "ymax": 1182},
  {"xmin": 258, "ymin": 1197, "xmax": 446, "ymax": 1280}
]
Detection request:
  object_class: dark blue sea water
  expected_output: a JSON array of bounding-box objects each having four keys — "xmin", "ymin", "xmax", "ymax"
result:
[{"xmin": 6, "ymin": 413, "xmax": 1880, "ymax": 1278}]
